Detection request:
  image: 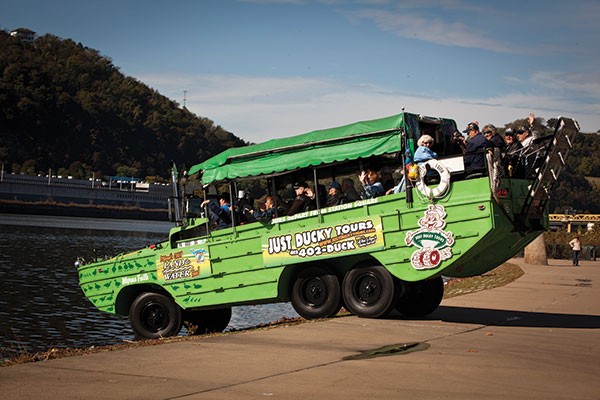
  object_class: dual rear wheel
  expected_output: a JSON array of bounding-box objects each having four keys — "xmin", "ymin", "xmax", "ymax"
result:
[{"xmin": 290, "ymin": 264, "xmax": 444, "ymax": 320}]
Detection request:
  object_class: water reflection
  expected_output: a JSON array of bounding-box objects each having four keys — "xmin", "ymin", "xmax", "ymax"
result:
[{"xmin": 0, "ymin": 215, "xmax": 298, "ymax": 359}]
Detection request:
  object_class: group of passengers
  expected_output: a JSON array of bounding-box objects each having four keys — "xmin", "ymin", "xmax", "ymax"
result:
[
  {"xmin": 201, "ymin": 113, "xmax": 544, "ymax": 229},
  {"xmin": 285, "ymin": 179, "xmax": 362, "ymax": 214},
  {"xmin": 453, "ymin": 112, "xmax": 541, "ymax": 177},
  {"xmin": 200, "ymin": 177, "xmax": 366, "ymax": 228},
  {"xmin": 360, "ymin": 112, "xmax": 543, "ymax": 199}
]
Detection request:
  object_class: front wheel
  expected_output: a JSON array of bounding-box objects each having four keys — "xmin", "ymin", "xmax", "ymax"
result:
[
  {"xmin": 342, "ymin": 265, "xmax": 397, "ymax": 318},
  {"xmin": 129, "ymin": 292, "xmax": 182, "ymax": 339},
  {"xmin": 395, "ymin": 276, "xmax": 444, "ymax": 317},
  {"xmin": 184, "ymin": 307, "xmax": 232, "ymax": 335},
  {"xmin": 291, "ymin": 266, "xmax": 342, "ymax": 319}
]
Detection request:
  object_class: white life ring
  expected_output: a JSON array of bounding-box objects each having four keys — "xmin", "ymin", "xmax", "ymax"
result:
[{"xmin": 415, "ymin": 159, "xmax": 451, "ymax": 199}]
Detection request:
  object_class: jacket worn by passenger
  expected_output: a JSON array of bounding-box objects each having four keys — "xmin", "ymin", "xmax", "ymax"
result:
[
  {"xmin": 413, "ymin": 146, "xmax": 437, "ymax": 164},
  {"xmin": 206, "ymin": 200, "xmax": 232, "ymax": 229},
  {"xmin": 464, "ymin": 133, "xmax": 491, "ymax": 171},
  {"xmin": 488, "ymin": 134, "xmax": 506, "ymax": 150}
]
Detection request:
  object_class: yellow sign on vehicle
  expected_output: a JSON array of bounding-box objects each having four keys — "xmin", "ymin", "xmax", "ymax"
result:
[{"xmin": 156, "ymin": 248, "xmax": 211, "ymax": 282}]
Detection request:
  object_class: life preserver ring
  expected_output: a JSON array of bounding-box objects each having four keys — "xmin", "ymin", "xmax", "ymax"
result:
[{"xmin": 415, "ymin": 159, "xmax": 451, "ymax": 199}]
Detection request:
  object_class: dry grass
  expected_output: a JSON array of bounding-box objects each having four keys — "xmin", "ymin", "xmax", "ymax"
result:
[
  {"xmin": 1, "ymin": 262, "xmax": 523, "ymax": 367},
  {"xmin": 443, "ymin": 262, "xmax": 524, "ymax": 299}
]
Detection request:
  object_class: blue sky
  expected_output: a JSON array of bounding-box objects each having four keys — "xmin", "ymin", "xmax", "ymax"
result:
[{"xmin": 4, "ymin": 0, "xmax": 600, "ymax": 143}]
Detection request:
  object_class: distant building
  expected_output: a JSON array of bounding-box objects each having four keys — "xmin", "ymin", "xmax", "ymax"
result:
[{"xmin": 10, "ymin": 28, "xmax": 36, "ymax": 44}]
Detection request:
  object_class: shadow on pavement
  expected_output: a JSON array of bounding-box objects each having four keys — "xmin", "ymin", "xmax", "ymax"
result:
[{"xmin": 429, "ymin": 306, "xmax": 600, "ymax": 329}]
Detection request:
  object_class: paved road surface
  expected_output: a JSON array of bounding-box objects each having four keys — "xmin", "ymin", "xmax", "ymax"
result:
[{"xmin": 1, "ymin": 258, "xmax": 598, "ymax": 399}]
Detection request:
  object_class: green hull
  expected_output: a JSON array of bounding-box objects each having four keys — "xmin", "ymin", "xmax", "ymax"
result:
[{"xmin": 78, "ymin": 176, "xmax": 541, "ymax": 315}]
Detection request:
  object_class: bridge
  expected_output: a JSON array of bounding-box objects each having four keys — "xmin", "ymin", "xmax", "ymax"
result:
[{"xmin": 549, "ymin": 214, "xmax": 600, "ymax": 232}]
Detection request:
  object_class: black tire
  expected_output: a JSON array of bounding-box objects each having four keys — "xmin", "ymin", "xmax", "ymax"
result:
[
  {"xmin": 291, "ymin": 266, "xmax": 342, "ymax": 319},
  {"xmin": 184, "ymin": 307, "xmax": 232, "ymax": 335},
  {"xmin": 129, "ymin": 292, "xmax": 182, "ymax": 339},
  {"xmin": 395, "ymin": 276, "xmax": 444, "ymax": 317},
  {"xmin": 342, "ymin": 265, "xmax": 397, "ymax": 318}
]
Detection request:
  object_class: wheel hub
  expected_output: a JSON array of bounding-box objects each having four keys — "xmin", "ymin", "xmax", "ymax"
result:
[
  {"xmin": 304, "ymin": 277, "xmax": 326, "ymax": 306},
  {"xmin": 142, "ymin": 303, "xmax": 167, "ymax": 331},
  {"xmin": 356, "ymin": 274, "xmax": 381, "ymax": 305}
]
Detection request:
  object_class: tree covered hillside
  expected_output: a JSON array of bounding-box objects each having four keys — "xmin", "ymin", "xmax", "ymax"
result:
[
  {"xmin": 551, "ymin": 132, "xmax": 600, "ymax": 214},
  {"xmin": 0, "ymin": 30, "xmax": 598, "ymax": 213},
  {"xmin": 0, "ymin": 31, "xmax": 246, "ymax": 181}
]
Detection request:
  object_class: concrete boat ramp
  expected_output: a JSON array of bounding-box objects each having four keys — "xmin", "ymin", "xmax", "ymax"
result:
[{"xmin": 2, "ymin": 258, "xmax": 599, "ymax": 399}]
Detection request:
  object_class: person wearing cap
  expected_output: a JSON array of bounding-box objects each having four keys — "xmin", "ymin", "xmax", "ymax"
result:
[
  {"xmin": 503, "ymin": 128, "xmax": 523, "ymax": 153},
  {"xmin": 286, "ymin": 181, "xmax": 311, "ymax": 216},
  {"xmin": 482, "ymin": 124, "xmax": 505, "ymax": 150},
  {"xmin": 516, "ymin": 112, "xmax": 537, "ymax": 147},
  {"xmin": 516, "ymin": 127, "xmax": 534, "ymax": 147},
  {"xmin": 326, "ymin": 181, "xmax": 344, "ymax": 206},
  {"xmin": 462, "ymin": 121, "xmax": 492, "ymax": 171},
  {"xmin": 502, "ymin": 128, "xmax": 523, "ymax": 177}
]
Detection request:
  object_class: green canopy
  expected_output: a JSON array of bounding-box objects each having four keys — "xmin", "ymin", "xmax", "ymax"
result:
[{"xmin": 189, "ymin": 113, "xmax": 409, "ymax": 185}]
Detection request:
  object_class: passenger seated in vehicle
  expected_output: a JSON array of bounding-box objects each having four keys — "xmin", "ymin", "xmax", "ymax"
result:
[
  {"xmin": 482, "ymin": 124, "xmax": 505, "ymax": 150},
  {"xmin": 380, "ymin": 167, "xmax": 395, "ymax": 192},
  {"xmin": 326, "ymin": 181, "xmax": 344, "ymax": 206},
  {"xmin": 201, "ymin": 193, "xmax": 232, "ymax": 229},
  {"xmin": 462, "ymin": 122, "xmax": 492, "ymax": 172},
  {"xmin": 341, "ymin": 178, "xmax": 361, "ymax": 203},
  {"xmin": 252, "ymin": 195, "xmax": 277, "ymax": 220},
  {"xmin": 236, "ymin": 191, "xmax": 256, "ymax": 224},
  {"xmin": 359, "ymin": 169, "xmax": 385, "ymax": 198},
  {"xmin": 304, "ymin": 183, "xmax": 325, "ymax": 211},
  {"xmin": 451, "ymin": 130, "xmax": 467, "ymax": 153},
  {"xmin": 287, "ymin": 181, "xmax": 312, "ymax": 216},
  {"xmin": 414, "ymin": 134, "xmax": 438, "ymax": 163},
  {"xmin": 516, "ymin": 113, "xmax": 537, "ymax": 148},
  {"xmin": 502, "ymin": 128, "xmax": 523, "ymax": 177},
  {"xmin": 387, "ymin": 135, "xmax": 437, "ymax": 194}
]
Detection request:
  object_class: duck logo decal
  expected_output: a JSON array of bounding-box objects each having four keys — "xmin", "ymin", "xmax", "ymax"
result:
[{"xmin": 404, "ymin": 204, "xmax": 454, "ymax": 270}]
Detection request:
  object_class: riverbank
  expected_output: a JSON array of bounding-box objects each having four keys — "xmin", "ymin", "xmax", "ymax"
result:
[{"xmin": 1, "ymin": 261, "xmax": 525, "ymax": 367}]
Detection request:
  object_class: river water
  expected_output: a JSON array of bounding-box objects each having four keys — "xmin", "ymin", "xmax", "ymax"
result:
[{"xmin": 0, "ymin": 214, "xmax": 299, "ymax": 359}]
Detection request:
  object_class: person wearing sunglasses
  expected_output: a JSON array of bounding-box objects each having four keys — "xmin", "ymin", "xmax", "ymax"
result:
[
  {"xmin": 482, "ymin": 124, "xmax": 505, "ymax": 150},
  {"xmin": 502, "ymin": 128, "xmax": 524, "ymax": 177},
  {"xmin": 516, "ymin": 113, "xmax": 537, "ymax": 147}
]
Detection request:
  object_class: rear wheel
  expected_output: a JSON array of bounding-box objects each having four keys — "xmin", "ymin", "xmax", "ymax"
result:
[
  {"xmin": 395, "ymin": 277, "xmax": 444, "ymax": 317},
  {"xmin": 184, "ymin": 307, "xmax": 232, "ymax": 335},
  {"xmin": 291, "ymin": 266, "xmax": 342, "ymax": 319},
  {"xmin": 129, "ymin": 292, "xmax": 182, "ymax": 339},
  {"xmin": 342, "ymin": 265, "xmax": 397, "ymax": 318}
]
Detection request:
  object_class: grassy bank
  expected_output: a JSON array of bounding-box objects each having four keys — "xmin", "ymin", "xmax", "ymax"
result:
[{"xmin": 2, "ymin": 262, "xmax": 524, "ymax": 367}]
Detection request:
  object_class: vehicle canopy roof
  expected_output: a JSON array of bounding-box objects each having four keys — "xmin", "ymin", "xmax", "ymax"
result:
[{"xmin": 188, "ymin": 112, "xmax": 455, "ymax": 185}]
